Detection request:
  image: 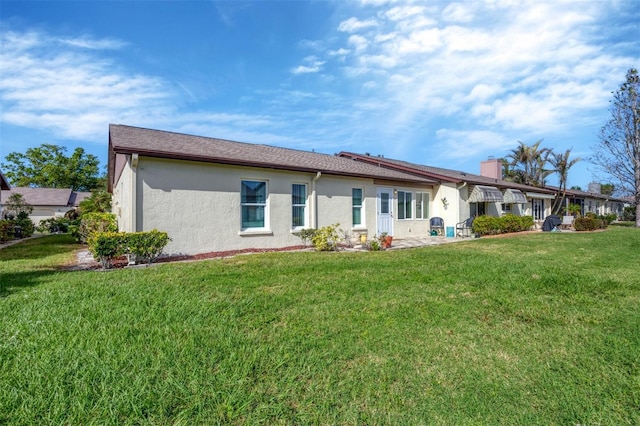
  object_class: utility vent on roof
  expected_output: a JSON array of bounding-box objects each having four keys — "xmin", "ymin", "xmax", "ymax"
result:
[
  {"xmin": 503, "ymin": 188, "xmax": 527, "ymax": 204},
  {"xmin": 468, "ymin": 185, "xmax": 504, "ymax": 203}
]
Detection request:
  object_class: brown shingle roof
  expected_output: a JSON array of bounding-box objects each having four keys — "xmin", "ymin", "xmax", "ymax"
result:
[
  {"xmin": 2, "ymin": 187, "xmax": 74, "ymax": 206},
  {"xmin": 339, "ymin": 152, "xmax": 557, "ymax": 194},
  {"xmin": 108, "ymin": 124, "xmax": 438, "ymax": 186}
]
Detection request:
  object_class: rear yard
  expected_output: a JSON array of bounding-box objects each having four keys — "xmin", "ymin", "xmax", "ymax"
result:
[{"xmin": 1, "ymin": 228, "xmax": 639, "ymax": 424}]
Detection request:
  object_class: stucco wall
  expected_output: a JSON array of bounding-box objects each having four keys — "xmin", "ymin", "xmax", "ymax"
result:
[
  {"xmin": 112, "ymin": 154, "xmax": 134, "ymax": 233},
  {"xmin": 115, "ymin": 156, "xmax": 443, "ymax": 256}
]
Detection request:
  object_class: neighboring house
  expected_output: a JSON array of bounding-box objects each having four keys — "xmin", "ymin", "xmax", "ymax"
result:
[
  {"xmin": 0, "ymin": 187, "xmax": 91, "ymax": 224},
  {"xmin": 337, "ymin": 153, "xmax": 557, "ymax": 228},
  {"xmin": 108, "ymin": 124, "xmax": 440, "ymax": 256},
  {"xmin": 565, "ymin": 184, "xmax": 627, "ymax": 218}
]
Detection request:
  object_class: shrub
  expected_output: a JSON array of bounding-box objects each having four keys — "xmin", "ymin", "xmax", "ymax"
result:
[
  {"xmin": 602, "ymin": 213, "xmax": 617, "ymax": 225},
  {"xmin": 311, "ymin": 223, "xmax": 342, "ymax": 251},
  {"xmin": 297, "ymin": 228, "xmax": 318, "ymax": 246},
  {"xmin": 472, "ymin": 214, "xmax": 534, "ymax": 236},
  {"xmin": 623, "ymin": 206, "xmax": 636, "ymax": 221},
  {"xmin": 14, "ymin": 213, "xmax": 34, "ymax": 238},
  {"xmin": 36, "ymin": 217, "xmax": 71, "ymax": 234},
  {"xmin": 78, "ymin": 213, "xmax": 117, "ymax": 243},
  {"xmin": 88, "ymin": 232, "xmax": 127, "ymax": 269},
  {"xmin": 126, "ymin": 229, "xmax": 171, "ymax": 264},
  {"xmin": 574, "ymin": 217, "xmax": 600, "ymax": 231},
  {"xmin": 0, "ymin": 220, "xmax": 12, "ymax": 243},
  {"xmin": 472, "ymin": 216, "xmax": 501, "ymax": 235}
]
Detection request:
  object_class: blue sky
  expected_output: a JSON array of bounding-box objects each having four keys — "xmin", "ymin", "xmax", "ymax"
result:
[{"xmin": 1, "ymin": 1, "xmax": 638, "ymax": 189}]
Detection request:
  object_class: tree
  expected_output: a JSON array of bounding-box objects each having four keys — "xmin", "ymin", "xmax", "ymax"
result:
[
  {"xmin": 600, "ymin": 183, "xmax": 615, "ymax": 196},
  {"xmin": 79, "ymin": 190, "xmax": 112, "ymax": 215},
  {"xmin": 591, "ymin": 68, "xmax": 640, "ymax": 227},
  {"xmin": 1, "ymin": 144, "xmax": 101, "ymax": 191},
  {"xmin": 549, "ymin": 148, "xmax": 581, "ymax": 215},
  {"xmin": 3, "ymin": 193, "xmax": 33, "ymax": 219},
  {"xmin": 504, "ymin": 140, "xmax": 552, "ymax": 187}
]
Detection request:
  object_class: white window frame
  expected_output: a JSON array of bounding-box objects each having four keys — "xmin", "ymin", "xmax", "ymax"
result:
[
  {"xmin": 397, "ymin": 190, "xmax": 413, "ymax": 220},
  {"xmin": 352, "ymin": 188, "xmax": 365, "ymax": 228},
  {"xmin": 291, "ymin": 183, "xmax": 308, "ymax": 230},
  {"xmin": 240, "ymin": 180, "xmax": 269, "ymax": 231},
  {"xmin": 416, "ymin": 192, "xmax": 429, "ymax": 219},
  {"xmin": 532, "ymin": 198, "xmax": 544, "ymax": 221}
]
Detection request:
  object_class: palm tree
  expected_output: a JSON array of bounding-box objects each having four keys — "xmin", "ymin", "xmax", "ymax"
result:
[
  {"xmin": 549, "ymin": 148, "xmax": 581, "ymax": 215},
  {"xmin": 504, "ymin": 140, "xmax": 551, "ymax": 187}
]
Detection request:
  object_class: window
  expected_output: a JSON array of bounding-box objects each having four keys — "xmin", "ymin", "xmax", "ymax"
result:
[
  {"xmin": 397, "ymin": 191, "xmax": 412, "ymax": 219},
  {"xmin": 292, "ymin": 184, "xmax": 307, "ymax": 228},
  {"xmin": 241, "ymin": 180, "xmax": 267, "ymax": 229},
  {"xmin": 352, "ymin": 188, "xmax": 363, "ymax": 226},
  {"xmin": 532, "ymin": 198, "xmax": 544, "ymax": 220},
  {"xmin": 471, "ymin": 202, "xmax": 486, "ymax": 217},
  {"xmin": 416, "ymin": 192, "xmax": 429, "ymax": 219}
]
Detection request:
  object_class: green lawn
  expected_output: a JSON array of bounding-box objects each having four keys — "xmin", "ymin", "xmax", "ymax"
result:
[{"xmin": 1, "ymin": 229, "xmax": 639, "ymax": 425}]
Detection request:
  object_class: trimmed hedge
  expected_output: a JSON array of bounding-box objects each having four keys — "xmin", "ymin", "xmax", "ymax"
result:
[
  {"xmin": 472, "ymin": 214, "xmax": 534, "ymax": 236},
  {"xmin": 127, "ymin": 229, "xmax": 171, "ymax": 264},
  {"xmin": 574, "ymin": 217, "xmax": 603, "ymax": 231},
  {"xmin": 87, "ymin": 229, "xmax": 171, "ymax": 269}
]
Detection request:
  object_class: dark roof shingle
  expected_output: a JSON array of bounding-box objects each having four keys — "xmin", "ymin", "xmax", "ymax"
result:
[{"xmin": 108, "ymin": 124, "xmax": 438, "ymax": 185}]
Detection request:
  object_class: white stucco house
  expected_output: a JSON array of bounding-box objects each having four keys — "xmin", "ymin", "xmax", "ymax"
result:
[
  {"xmin": 0, "ymin": 187, "xmax": 91, "ymax": 224},
  {"xmin": 108, "ymin": 125, "xmax": 572, "ymax": 256},
  {"xmin": 108, "ymin": 124, "xmax": 442, "ymax": 256},
  {"xmin": 337, "ymin": 153, "xmax": 558, "ymax": 227}
]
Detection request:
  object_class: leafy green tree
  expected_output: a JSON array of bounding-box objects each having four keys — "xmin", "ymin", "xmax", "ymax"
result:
[
  {"xmin": 2, "ymin": 144, "xmax": 101, "ymax": 191},
  {"xmin": 79, "ymin": 190, "xmax": 112, "ymax": 215},
  {"xmin": 3, "ymin": 193, "xmax": 33, "ymax": 219},
  {"xmin": 591, "ymin": 68, "xmax": 640, "ymax": 227},
  {"xmin": 600, "ymin": 183, "xmax": 615, "ymax": 196}
]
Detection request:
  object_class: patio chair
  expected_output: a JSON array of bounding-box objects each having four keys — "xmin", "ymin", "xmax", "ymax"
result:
[
  {"xmin": 456, "ymin": 217, "xmax": 474, "ymax": 237},
  {"xmin": 561, "ymin": 215, "xmax": 574, "ymax": 230},
  {"xmin": 429, "ymin": 217, "xmax": 444, "ymax": 236}
]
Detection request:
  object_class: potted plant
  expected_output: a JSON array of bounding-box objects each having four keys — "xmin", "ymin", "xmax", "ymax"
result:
[{"xmin": 379, "ymin": 232, "xmax": 393, "ymax": 249}]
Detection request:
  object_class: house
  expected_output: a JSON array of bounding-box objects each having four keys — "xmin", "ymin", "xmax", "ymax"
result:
[
  {"xmin": 108, "ymin": 125, "xmax": 573, "ymax": 256},
  {"xmin": 0, "ymin": 187, "xmax": 91, "ymax": 224},
  {"xmin": 338, "ymin": 154, "xmax": 557, "ymax": 228},
  {"xmin": 108, "ymin": 124, "xmax": 441, "ymax": 256},
  {"xmin": 564, "ymin": 183, "xmax": 627, "ymax": 218}
]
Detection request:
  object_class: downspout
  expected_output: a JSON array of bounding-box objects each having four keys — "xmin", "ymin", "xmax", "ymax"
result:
[
  {"xmin": 311, "ymin": 172, "xmax": 322, "ymax": 228},
  {"xmin": 456, "ymin": 181, "xmax": 467, "ymax": 217},
  {"xmin": 131, "ymin": 153, "xmax": 139, "ymax": 232}
]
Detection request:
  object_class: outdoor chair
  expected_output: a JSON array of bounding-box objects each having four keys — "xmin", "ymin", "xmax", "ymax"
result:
[
  {"xmin": 456, "ymin": 217, "xmax": 474, "ymax": 237},
  {"xmin": 429, "ymin": 217, "xmax": 445, "ymax": 236},
  {"xmin": 561, "ymin": 215, "xmax": 574, "ymax": 230}
]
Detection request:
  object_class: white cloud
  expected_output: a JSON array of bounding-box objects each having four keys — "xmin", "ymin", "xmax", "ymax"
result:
[
  {"xmin": 338, "ymin": 17, "xmax": 378, "ymax": 33},
  {"xmin": 0, "ymin": 30, "xmax": 172, "ymax": 142},
  {"xmin": 58, "ymin": 35, "xmax": 127, "ymax": 50},
  {"xmin": 291, "ymin": 56, "xmax": 325, "ymax": 74},
  {"xmin": 442, "ymin": 3, "xmax": 475, "ymax": 23}
]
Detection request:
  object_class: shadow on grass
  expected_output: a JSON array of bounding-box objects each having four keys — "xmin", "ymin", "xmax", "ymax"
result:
[
  {"xmin": 0, "ymin": 269, "xmax": 66, "ymax": 297},
  {"xmin": 0, "ymin": 234, "xmax": 82, "ymax": 297},
  {"xmin": 0, "ymin": 234, "xmax": 79, "ymax": 262}
]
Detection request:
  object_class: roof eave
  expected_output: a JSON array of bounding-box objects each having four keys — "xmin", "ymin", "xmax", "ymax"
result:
[{"xmin": 110, "ymin": 147, "xmax": 433, "ymax": 185}]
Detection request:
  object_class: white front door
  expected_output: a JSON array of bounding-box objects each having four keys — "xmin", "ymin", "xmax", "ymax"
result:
[{"xmin": 377, "ymin": 187, "xmax": 393, "ymax": 236}]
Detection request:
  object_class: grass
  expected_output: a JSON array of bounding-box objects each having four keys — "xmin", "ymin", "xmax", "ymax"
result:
[{"xmin": 1, "ymin": 229, "xmax": 639, "ymax": 425}]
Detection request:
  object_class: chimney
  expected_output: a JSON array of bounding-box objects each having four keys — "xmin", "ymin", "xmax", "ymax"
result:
[{"xmin": 480, "ymin": 156, "xmax": 501, "ymax": 179}]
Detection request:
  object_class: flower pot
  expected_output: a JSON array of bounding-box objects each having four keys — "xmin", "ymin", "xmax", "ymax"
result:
[
  {"xmin": 360, "ymin": 234, "xmax": 367, "ymax": 243},
  {"xmin": 382, "ymin": 235, "xmax": 393, "ymax": 248}
]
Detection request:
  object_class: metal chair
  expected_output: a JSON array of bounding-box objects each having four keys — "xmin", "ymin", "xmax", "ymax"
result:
[
  {"xmin": 456, "ymin": 217, "xmax": 474, "ymax": 237},
  {"xmin": 429, "ymin": 217, "xmax": 444, "ymax": 236}
]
